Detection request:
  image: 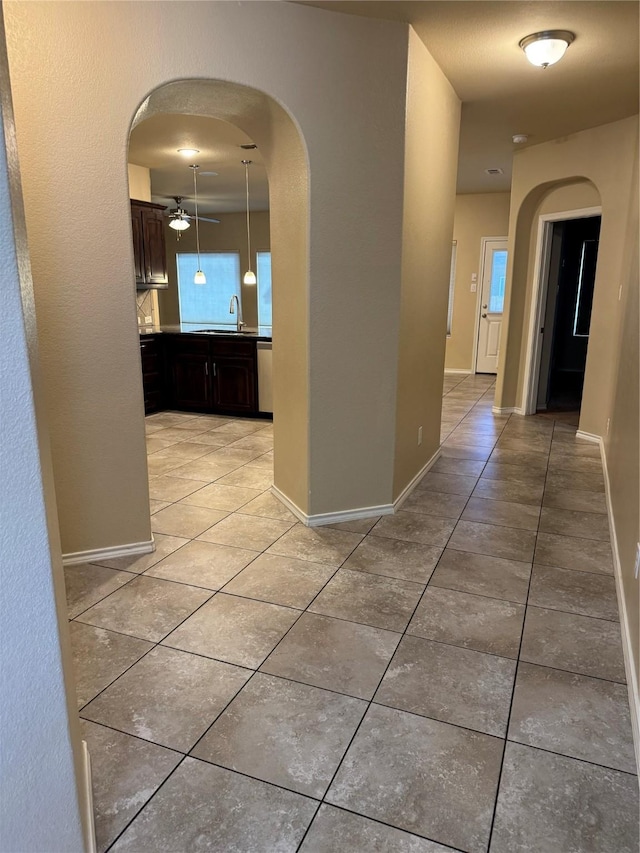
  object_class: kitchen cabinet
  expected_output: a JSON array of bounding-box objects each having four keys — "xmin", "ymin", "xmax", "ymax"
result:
[
  {"xmin": 210, "ymin": 339, "xmax": 258, "ymax": 414},
  {"xmin": 165, "ymin": 335, "xmax": 212, "ymax": 412},
  {"xmin": 139, "ymin": 335, "xmax": 165, "ymax": 414},
  {"xmin": 131, "ymin": 200, "xmax": 168, "ymax": 289}
]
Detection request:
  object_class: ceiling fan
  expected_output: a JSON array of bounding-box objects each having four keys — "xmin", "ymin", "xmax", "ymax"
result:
[{"xmin": 164, "ymin": 196, "xmax": 220, "ymax": 230}]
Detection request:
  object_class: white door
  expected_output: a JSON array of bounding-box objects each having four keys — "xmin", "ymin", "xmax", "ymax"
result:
[{"xmin": 476, "ymin": 239, "xmax": 508, "ymax": 374}]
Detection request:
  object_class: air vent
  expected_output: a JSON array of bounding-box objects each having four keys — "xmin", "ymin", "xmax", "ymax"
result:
[{"xmin": 485, "ymin": 168, "xmax": 504, "ymax": 176}]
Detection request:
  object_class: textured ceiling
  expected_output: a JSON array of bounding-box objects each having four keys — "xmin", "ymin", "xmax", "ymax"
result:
[
  {"xmin": 129, "ymin": 2, "xmax": 639, "ymax": 205},
  {"xmin": 301, "ymin": 1, "xmax": 639, "ymax": 193},
  {"xmin": 128, "ymin": 113, "xmax": 268, "ymax": 215}
]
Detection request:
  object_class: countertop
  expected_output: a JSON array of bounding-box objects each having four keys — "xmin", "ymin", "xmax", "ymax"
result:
[{"xmin": 139, "ymin": 324, "xmax": 272, "ymax": 341}]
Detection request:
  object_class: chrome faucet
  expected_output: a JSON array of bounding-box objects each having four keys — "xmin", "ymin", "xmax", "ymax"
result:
[{"xmin": 229, "ymin": 294, "xmax": 245, "ymax": 333}]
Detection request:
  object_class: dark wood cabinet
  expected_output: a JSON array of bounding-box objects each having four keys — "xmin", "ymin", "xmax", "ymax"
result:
[
  {"xmin": 131, "ymin": 200, "xmax": 168, "ymax": 289},
  {"xmin": 139, "ymin": 335, "xmax": 165, "ymax": 414},
  {"xmin": 212, "ymin": 357, "xmax": 257, "ymax": 413}
]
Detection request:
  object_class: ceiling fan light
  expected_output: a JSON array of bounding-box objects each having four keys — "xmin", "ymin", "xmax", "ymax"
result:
[
  {"xmin": 519, "ymin": 31, "xmax": 574, "ymax": 68},
  {"xmin": 243, "ymin": 270, "xmax": 257, "ymax": 286},
  {"xmin": 194, "ymin": 270, "xmax": 207, "ymax": 285},
  {"xmin": 169, "ymin": 217, "xmax": 190, "ymax": 231}
]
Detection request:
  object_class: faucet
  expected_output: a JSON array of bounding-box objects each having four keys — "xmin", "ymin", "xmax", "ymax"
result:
[{"xmin": 229, "ymin": 294, "xmax": 245, "ymax": 333}]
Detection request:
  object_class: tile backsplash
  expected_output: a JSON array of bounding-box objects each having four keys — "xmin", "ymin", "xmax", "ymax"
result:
[{"xmin": 136, "ymin": 290, "xmax": 159, "ymax": 326}]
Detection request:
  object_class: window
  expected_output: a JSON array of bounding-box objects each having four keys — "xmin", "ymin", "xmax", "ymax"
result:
[
  {"xmin": 447, "ymin": 241, "xmax": 457, "ymax": 336},
  {"xmin": 176, "ymin": 253, "xmax": 240, "ymax": 329},
  {"xmin": 257, "ymin": 251, "xmax": 272, "ymax": 328},
  {"xmin": 488, "ymin": 249, "xmax": 508, "ymax": 313}
]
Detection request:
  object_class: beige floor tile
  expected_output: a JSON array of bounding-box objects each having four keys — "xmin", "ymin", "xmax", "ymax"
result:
[
  {"xmin": 538, "ymin": 506, "xmax": 610, "ymax": 541},
  {"xmin": 430, "ymin": 548, "xmax": 531, "ymax": 604},
  {"xmin": 267, "ymin": 523, "xmax": 363, "ymax": 566},
  {"xmin": 76, "ymin": 575, "xmax": 212, "ymax": 642},
  {"xmin": 151, "ymin": 503, "xmax": 228, "ymax": 538},
  {"xmin": 543, "ymin": 484, "xmax": 607, "ymax": 514},
  {"xmin": 198, "ymin": 512, "xmax": 295, "ymax": 551},
  {"xmin": 216, "ymin": 466, "xmax": 274, "ymax": 490},
  {"xmin": 145, "ymin": 539, "xmax": 259, "ymax": 590},
  {"xmin": 178, "ymin": 482, "xmax": 261, "ymax": 511},
  {"xmin": 222, "ymin": 553, "xmax": 336, "ymax": 608},
  {"xmin": 342, "ymin": 534, "xmax": 442, "ymax": 584},
  {"xmin": 401, "ymin": 489, "xmax": 468, "ymax": 519},
  {"xmin": 449, "ymin": 519, "xmax": 536, "ymax": 562},
  {"xmin": 534, "ymin": 531, "xmax": 613, "ymax": 574},
  {"xmin": 473, "ymin": 477, "xmax": 545, "ymax": 506},
  {"xmin": 148, "ymin": 441, "xmax": 213, "ymax": 462},
  {"xmin": 192, "ymin": 673, "xmax": 366, "ymax": 798},
  {"xmin": 461, "ymin": 497, "xmax": 540, "ymax": 531},
  {"xmin": 418, "ymin": 471, "xmax": 478, "ymax": 497},
  {"xmin": 146, "ymin": 454, "xmax": 189, "ymax": 477},
  {"xmin": 93, "ymin": 534, "xmax": 189, "ymax": 573},
  {"xmin": 169, "ymin": 457, "xmax": 242, "ymax": 482},
  {"xmin": 326, "ymin": 515, "xmax": 381, "ymax": 534},
  {"xmin": 64, "ymin": 563, "xmax": 135, "ymax": 619},
  {"xmin": 81, "ymin": 646, "xmax": 250, "ymax": 752},
  {"xmin": 162, "ymin": 593, "xmax": 300, "ymax": 668},
  {"xmin": 528, "ymin": 564, "xmax": 619, "ymax": 621},
  {"xmin": 147, "ymin": 475, "xmax": 205, "ymax": 502},
  {"xmin": 371, "ymin": 511, "xmax": 456, "ymax": 548}
]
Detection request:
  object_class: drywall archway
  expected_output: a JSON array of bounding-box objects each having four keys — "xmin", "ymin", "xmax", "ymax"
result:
[
  {"xmin": 131, "ymin": 78, "xmax": 311, "ymax": 512},
  {"xmin": 496, "ymin": 177, "xmax": 601, "ymax": 419}
]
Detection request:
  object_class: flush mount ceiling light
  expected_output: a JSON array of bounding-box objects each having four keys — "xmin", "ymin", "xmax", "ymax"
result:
[
  {"xmin": 190, "ymin": 165, "xmax": 206, "ymax": 285},
  {"xmin": 242, "ymin": 159, "xmax": 257, "ymax": 286},
  {"xmin": 519, "ymin": 30, "xmax": 575, "ymax": 68},
  {"xmin": 178, "ymin": 147, "xmax": 200, "ymax": 157}
]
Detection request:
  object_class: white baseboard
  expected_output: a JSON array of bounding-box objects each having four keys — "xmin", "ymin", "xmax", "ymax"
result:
[
  {"xmin": 62, "ymin": 539, "xmax": 155, "ymax": 566},
  {"xmin": 444, "ymin": 368, "xmax": 472, "ymax": 375},
  {"xmin": 271, "ymin": 485, "xmax": 394, "ymax": 528},
  {"xmin": 576, "ymin": 429, "xmax": 601, "ymax": 444},
  {"xmin": 393, "ymin": 447, "xmax": 442, "ymax": 511},
  {"xmin": 81, "ymin": 740, "xmax": 97, "ymax": 853},
  {"xmin": 599, "ymin": 437, "xmax": 640, "ymax": 772},
  {"xmin": 492, "ymin": 406, "xmax": 525, "ymax": 415}
]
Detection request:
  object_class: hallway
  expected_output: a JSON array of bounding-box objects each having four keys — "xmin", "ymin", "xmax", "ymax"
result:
[{"xmin": 65, "ymin": 375, "xmax": 638, "ymax": 852}]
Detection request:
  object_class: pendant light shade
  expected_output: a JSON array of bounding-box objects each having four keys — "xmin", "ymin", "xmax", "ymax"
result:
[
  {"xmin": 169, "ymin": 217, "xmax": 190, "ymax": 231},
  {"xmin": 519, "ymin": 30, "xmax": 574, "ymax": 68},
  {"xmin": 190, "ymin": 164, "xmax": 206, "ymax": 285},
  {"xmin": 242, "ymin": 159, "xmax": 256, "ymax": 286}
]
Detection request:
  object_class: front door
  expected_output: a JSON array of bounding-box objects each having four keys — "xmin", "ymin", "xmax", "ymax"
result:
[{"xmin": 475, "ymin": 239, "xmax": 508, "ymax": 374}]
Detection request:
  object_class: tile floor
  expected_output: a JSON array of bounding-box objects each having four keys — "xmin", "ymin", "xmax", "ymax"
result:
[{"xmin": 64, "ymin": 374, "xmax": 639, "ymax": 852}]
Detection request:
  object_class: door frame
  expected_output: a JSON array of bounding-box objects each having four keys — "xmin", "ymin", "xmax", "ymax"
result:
[
  {"xmin": 472, "ymin": 236, "xmax": 508, "ymax": 374},
  {"xmin": 521, "ymin": 206, "xmax": 602, "ymax": 415}
]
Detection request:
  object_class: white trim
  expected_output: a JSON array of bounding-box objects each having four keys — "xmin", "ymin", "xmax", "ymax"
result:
[
  {"xmin": 492, "ymin": 405, "xmax": 525, "ymax": 416},
  {"xmin": 62, "ymin": 539, "xmax": 155, "ymax": 566},
  {"xmin": 522, "ymin": 206, "xmax": 602, "ymax": 415},
  {"xmin": 81, "ymin": 740, "xmax": 97, "ymax": 853},
  {"xmin": 444, "ymin": 368, "xmax": 472, "ymax": 375},
  {"xmin": 473, "ymin": 236, "xmax": 508, "ymax": 375},
  {"xmin": 270, "ymin": 486, "xmax": 394, "ymax": 528},
  {"xmin": 393, "ymin": 447, "xmax": 442, "ymax": 511},
  {"xmin": 599, "ymin": 437, "xmax": 640, "ymax": 770},
  {"xmin": 575, "ymin": 429, "xmax": 601, "ymax": 444}
]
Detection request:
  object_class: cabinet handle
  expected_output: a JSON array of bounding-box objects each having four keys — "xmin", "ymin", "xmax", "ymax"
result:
[
  {"xmin": 213, "ymin": 362, "xmax": 217, "ymax": 377},
  {"xmin": 205, "ymin": 362, "xmax": 209, "ymax": 376}
]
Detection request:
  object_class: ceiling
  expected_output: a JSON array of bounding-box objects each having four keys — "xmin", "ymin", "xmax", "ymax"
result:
[
  {"xmin": 128, "ymin": 1, "xmax": 639, "ymax": 208},
  {"xmin": 302, "ymin": 0, "xmax": 639, "ymax": 193},
  {"xmin": 128, "ymin": 113, "xmax": 269, "ymax": 215}
]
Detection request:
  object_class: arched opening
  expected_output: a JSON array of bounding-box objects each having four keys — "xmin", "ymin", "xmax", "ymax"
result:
[{"xmin": 128, "ymin": 79, "xmax": 310, "ymax": 517}]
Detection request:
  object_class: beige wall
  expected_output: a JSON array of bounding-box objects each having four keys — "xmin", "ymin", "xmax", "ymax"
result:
[
  {"xmin": 445, "ymin": 193, "xmax": 510, "ymax": 371},
  {"xmin": 3, "ymin": 0, "xmax": 412, "ymax": 546},
  {"xmin": 495, "ymin": 115, "xmax": 639, "ymax": 440},
  {"xmin": 158, "ymin": 211, "xmax": 270, "ymax": 329},
  {"xmin": 393, "ymin": 28, "xmax": 460, "ymax": 498},
  {"xmin": 127, "ymin": 163, "xmax": 151, "ymax": 202}
]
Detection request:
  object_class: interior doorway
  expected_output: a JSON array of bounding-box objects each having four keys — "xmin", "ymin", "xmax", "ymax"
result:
[{"xmin": 536, "ymin": 215, "xmax": 601, "ymax": 411}]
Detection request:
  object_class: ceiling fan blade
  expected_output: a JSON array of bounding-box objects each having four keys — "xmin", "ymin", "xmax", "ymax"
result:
[{"xmin": 198, "ymin": 216, "xmax": 221, "ymax": 224}]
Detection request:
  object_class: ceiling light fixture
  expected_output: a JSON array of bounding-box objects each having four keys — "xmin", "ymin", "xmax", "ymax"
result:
[
  {"xmin": 168, "ymin": 198, "xmax": 191, "ymax": 232},
  {"xmin": 519, "ymin": 30, "xmax": 575, "ymax": 68},
  {"xmin": 242, "ymin": 159, "xmax": 257, "ymax": 286},
  {"xmin": 178, "ymin": 148, "xmax": 200, "ymax": 157},
  {"xmin": 190, "ymin": 165, "xmax": 206, "ymax": 285}
]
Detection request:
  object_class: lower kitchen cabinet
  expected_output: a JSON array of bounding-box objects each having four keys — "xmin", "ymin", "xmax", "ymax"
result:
[
  {"xmin": 162, "ymin": 334, "xmax": 259, "ymax": 416},
  {"xmin": 139, "ymin": 335, "xmax": 165, "ymax": 415}
]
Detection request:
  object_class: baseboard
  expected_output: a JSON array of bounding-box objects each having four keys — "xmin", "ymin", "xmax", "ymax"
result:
[
  {"xmin": 492, "ymin": 406, "xmax": 525, "ymax": 415},
  {"xmin": 444, "ymin": 368, "xmax": 472, "ymax": 375},
  {"xmin": 393, "ymin": 447, "xmax": 442, "ymax": 511},
  {"xmin": 62, "ymin": 539, "xmax": 155, "ymax": 566},
  {"xmin": 600, "ymin": 438, "xmax": 640, "ymax": 772},
  {"xmin": 81, "ymin": 739, "xmax": 97, "ymax": 853},
  {"xmin": 575, "ymin": 429, "xmax": 601, "ymax": 444},
  {"xmin": 270, "ymin": 486, "xmax": 394, "ymax": 528}
]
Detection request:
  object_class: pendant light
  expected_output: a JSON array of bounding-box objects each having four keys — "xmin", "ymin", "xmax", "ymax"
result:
[
  {"xmin": 190, "ymin": 164, "xmax": 206, "ymax": 285},
  {"xmin": 242, "ymin": 159, "xmax": 257, "ymax": 286}
]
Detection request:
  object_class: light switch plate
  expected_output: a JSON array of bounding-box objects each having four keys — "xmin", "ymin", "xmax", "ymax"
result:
[{"xmin": 144, "ymin": 316, "xmax": 153, "ymax": 325}]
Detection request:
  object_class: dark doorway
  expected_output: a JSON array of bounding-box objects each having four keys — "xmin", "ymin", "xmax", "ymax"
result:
[{"xmin": 536, "ymin": 215, "xmax": 601, "ymax": 412}]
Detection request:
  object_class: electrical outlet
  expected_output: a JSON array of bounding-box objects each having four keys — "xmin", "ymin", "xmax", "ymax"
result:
[
  {"xmin": 634, "ymin": 543, "xmax": 640, "ymax": 580},
  {"xmin": 144, "ymin": 315, "xmax": 153, "ymax": 325},
  {"xmin": 418, "ymin": 426, "xmax": 423, "ymax": 446}
]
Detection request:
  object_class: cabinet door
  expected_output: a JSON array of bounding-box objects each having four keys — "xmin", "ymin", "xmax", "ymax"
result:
[
  {"xmin": 171, "ymin": 354, "xmax": 212, "ymax": 412},
  {"xmin": 140, "ymin": 337, "xmax": 165, "ymax": 415},
  {"xmin": 212, "ymin": 357, "xmax": 257, "ymax": 414},
  {"xmin": 142, "ymin": 208, "xmax": 168, "ymax": 286},
  {"xmin": 131, "ymin": 209, "xmax": 145, "ymax": 287}
]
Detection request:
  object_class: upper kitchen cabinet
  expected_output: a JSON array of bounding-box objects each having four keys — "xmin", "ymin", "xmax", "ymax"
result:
[{"xmin": 131, "ymin": 200, "xmax": 168, "ymax": 289}]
